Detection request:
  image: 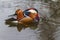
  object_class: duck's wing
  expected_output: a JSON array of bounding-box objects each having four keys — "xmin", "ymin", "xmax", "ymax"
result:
[{"xmin": 18, "ymin": 17, "xmax": 33, "ymax": 23}]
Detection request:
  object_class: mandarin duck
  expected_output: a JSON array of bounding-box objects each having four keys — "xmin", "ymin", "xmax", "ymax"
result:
[{"xmin": 9, "ymin": 8, "xmax": 40, "ymax": 26}]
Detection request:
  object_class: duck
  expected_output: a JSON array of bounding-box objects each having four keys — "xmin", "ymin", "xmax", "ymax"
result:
[{"xmin": 9, "ymin": 8, "xmax": 40, "ymax": 26}]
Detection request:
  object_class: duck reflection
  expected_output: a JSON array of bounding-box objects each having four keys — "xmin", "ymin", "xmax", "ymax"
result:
[{"xmin": 5, "ymin": 17, "xmax": 38, "ymax": 32}]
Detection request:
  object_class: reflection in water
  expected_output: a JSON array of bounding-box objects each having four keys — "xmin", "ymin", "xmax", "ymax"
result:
[{"xmin": 5, "ymin": 18, "xmax": 38, "ymax": 32}]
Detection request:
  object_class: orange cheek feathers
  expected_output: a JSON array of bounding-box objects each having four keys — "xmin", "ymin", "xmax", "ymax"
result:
[{"xmin": 16, "ymin": 9, "xmax": 24, "ymax": 21}]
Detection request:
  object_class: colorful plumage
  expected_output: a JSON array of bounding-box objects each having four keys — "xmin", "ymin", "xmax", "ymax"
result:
[
  {"xmin": 9, "ymin": 8, "xmax": 40, "ymax": 26},
  {"xmin": 24, "ymin": 8, "xmax": 40, "ymax": 22},
  {"xmin": 15, "ymin": 9, "xmax": 24, "ymax": 21}
]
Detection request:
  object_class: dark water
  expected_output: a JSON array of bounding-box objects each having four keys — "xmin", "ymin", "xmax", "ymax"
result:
[{"xmin": 0, "ymin": 0, "xmax": 60, "ymax": 40}]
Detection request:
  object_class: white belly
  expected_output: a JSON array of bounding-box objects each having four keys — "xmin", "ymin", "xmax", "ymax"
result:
[{"xmin": 12, "ymin": 21, "xmax": 18, "ymax": 23}]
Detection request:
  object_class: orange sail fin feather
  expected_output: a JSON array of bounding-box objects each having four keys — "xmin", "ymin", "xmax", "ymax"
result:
[{"xmin": 15, "ymin": 9, "xmax": 24, "ymax": 21}]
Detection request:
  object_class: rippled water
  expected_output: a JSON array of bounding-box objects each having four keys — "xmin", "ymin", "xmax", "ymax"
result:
[{"xmin": 0, "ymin": 0, "xmax": 60, "ymax": 40}]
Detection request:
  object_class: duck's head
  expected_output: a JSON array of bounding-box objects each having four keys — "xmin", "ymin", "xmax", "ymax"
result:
[
  {"xmin": 15, "ymin": 9, "xmax": 24, "ymax": 20},
  {"xmin": 24, "ymin": 8, "xmax": 40, "ymax": 22}
]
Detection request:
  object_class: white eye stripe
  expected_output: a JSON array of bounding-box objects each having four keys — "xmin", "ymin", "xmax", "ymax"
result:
[{"xmin": 28, "ymin": 10, "xmax": 37, "ymax": 13}]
